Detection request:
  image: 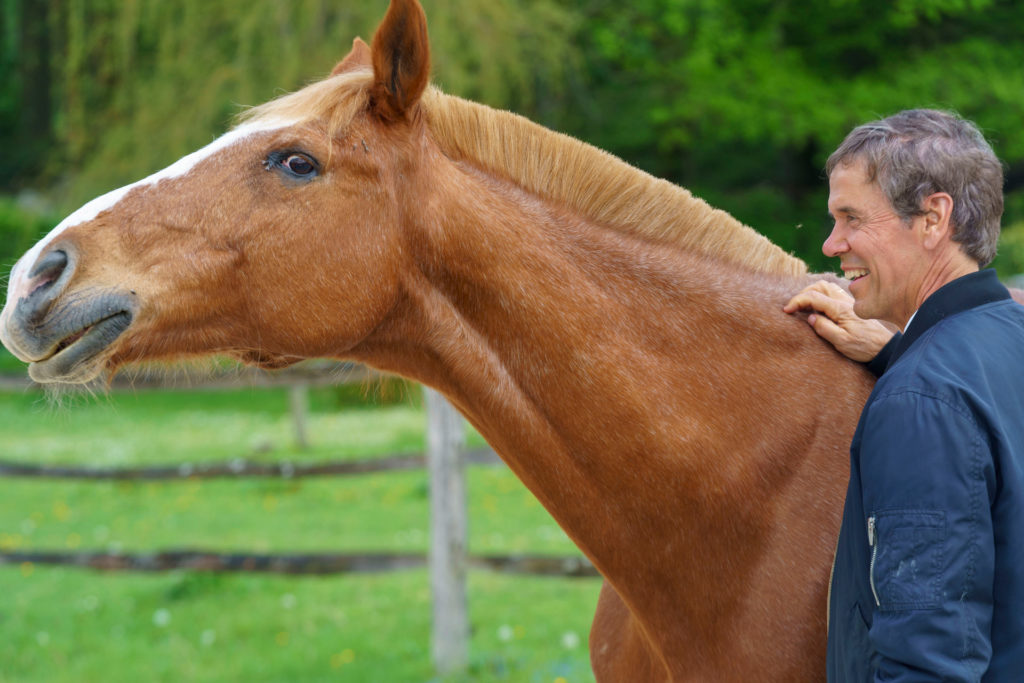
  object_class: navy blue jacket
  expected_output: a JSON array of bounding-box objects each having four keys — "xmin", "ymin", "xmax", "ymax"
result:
[{"xmin": 827, "ymin": 269, "xmax": 1024, "ymax": 682}]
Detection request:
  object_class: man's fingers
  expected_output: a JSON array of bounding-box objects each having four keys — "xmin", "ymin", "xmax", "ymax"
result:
[
  {"xmin": 784, "ymin": 278, "xmax": 894, "ymax": 362},
  {"xmin": 783, "ymin": 290, "xmax": 820, "ymax": 313},
  {"xmin": 807, "ymin": 309, "xmax": 848, "ymax": 347},
  {"xmin": 786, "ymin": 289, "xmax": 851, "ymax": 322},
  {"xmin": 784, "ymin": 283, "xmax": 826, "ymax": 312},
  {"xmin": 784, "ymin": 281, "xmax": 851, "ymax": 313}
]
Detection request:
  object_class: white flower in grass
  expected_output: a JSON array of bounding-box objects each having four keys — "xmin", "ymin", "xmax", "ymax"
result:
[
  {"xmin": 497, "ymin": 624, "xmax": 514, "ymax": 642},
  {"xmin": 561, "ymin": 631, "xmax": 581, "ymax": 650},
  {"xmin": 201, "ymin": 629, "xmax": 216, "ymax": 647},
  {"xmin": 153, "ymin": 608, "xmax": 171, "ymax": 627}
]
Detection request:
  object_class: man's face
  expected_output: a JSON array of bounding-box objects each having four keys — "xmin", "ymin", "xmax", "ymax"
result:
[{"xmin": 824, "ymin": 159, "xmax": 926, "ymax": 328}]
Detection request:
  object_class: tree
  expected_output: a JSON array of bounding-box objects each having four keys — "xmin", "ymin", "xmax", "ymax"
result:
[
  {"xmin": 552, "ymin": 0, "xmax": 1024, "ymax": 269},
  {"xmin": 0, "ymin": 0, "xmax": 54, "ymax": 189},
  {"xmin": 0, "ymin": 0, "xmax": 577, "ymax": 211}
]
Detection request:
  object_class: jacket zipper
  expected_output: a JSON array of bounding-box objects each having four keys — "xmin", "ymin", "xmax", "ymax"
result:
[{"xmin": 867, "ymin": 515, "xmax": 881, "ymax": 607}]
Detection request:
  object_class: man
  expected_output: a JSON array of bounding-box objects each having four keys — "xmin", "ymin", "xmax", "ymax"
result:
[{"xmin": 784, "ymin": 109, "xmax": 1024, "ymax": 681}]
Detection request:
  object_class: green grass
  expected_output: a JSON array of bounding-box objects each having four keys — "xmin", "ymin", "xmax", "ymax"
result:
[
  {"xmin": 0, "ymin": 568, "xmax": 598, "ymax": 683},
  {"xmin": 0, "ymin": 469, "xmax": 581, "ymax": 555},
  {"xmin": 0, "ymin": 382, "xmax": 437, "ymax": 467},
  {"xmin": 0, "ymin": 384, "xmax": 600, "ymax": 682}
]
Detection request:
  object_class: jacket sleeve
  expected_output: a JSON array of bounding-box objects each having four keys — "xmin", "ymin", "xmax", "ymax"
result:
[
  {"xmin": 859, "ymin": 389, "xmax": 995, "ymax": 681},
  {"xmin": 865, "ymin": 332, "xmax": 901, "ymax": 377}
]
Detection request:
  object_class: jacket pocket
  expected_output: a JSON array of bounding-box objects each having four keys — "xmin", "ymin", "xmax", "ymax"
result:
[{"xmin": 868, "ymin": 510, "xmax": 946, "ymax": 611}]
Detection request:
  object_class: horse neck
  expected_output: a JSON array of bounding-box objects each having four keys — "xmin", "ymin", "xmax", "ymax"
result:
[{"xmin": 354, "ymin": 149, "xmax": 832, "ymax": 638}]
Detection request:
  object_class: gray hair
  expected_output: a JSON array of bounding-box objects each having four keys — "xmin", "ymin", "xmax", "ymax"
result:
[{"xmin": 826, "ymin": 109, "xmax": 1004, "ymax": 266}]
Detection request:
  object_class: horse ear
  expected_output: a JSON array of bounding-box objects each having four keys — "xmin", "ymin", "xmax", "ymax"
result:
[
  {"xmin": 369, "ymin": 0, "xmax": 431, "ymax": 122},
  {"xmin": 331, "ymin": 38, "xmax": 372, "ymax": 75}
]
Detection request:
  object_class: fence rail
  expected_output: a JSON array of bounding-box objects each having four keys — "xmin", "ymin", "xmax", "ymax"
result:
[
  {"xmin": 0, "ymin": 448, "xmax": 500, "ymax": 480},
  {"xmin": 0, "ymin": 360, "xmax": 371, "ymax": 392},
  {"xmin": 0, "ymin": 549, "xmax": 598, "ymax": 577}
]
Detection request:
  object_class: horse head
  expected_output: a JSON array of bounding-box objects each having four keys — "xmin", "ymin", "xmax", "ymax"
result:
[{"xmin": 0, "ymin": 0, "xmax": 431, "ymax": 384}]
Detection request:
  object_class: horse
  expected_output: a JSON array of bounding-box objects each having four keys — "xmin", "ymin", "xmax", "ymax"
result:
[{"xmin": 0, "ymin": 0, "xmax": 890, "ymax": 679}]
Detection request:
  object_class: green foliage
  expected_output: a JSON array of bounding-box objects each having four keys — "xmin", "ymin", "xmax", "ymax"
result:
[
  {"xmin": 424, "ymin": 0, "xmax": 579, "ymax": 111},
  {"xmin": 0, "ymin": 0, "xmax": 577, "ymax": 213},
  {"xmin": 0, "ymin": 198, "xmax": 59, "ymax": 302},
  {"xmin": 0, "ymin": 198, "xmax": 55, "ymax": 263},
  {"xmin": 994, "ymin": 221, "xmax": 1024, "ymax": 281},
  {"xmin": 571, "ymin": 0, "xmax": 1024, "ymax": 156},
  {"xmin": 553, "ymin": 0, "xmax": 1024, "ymax": 263}
]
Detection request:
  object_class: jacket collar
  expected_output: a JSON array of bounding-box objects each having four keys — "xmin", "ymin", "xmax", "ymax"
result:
[{"xmin": 886, "ymin": 268, "xmax": 1010, "ymax": 369}]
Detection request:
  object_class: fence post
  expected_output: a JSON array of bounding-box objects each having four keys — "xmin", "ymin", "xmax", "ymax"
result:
[
  {"xmin": 424, "ymin": 387, "xmax": 469, "ymax": 674},
  {"xmin": 288, "ymin": 382, "xmax": 310, "ymax": 450}
]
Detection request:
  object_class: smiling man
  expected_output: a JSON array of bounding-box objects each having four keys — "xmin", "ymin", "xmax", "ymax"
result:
[{"xmin": 784, "ymin": 109, "xmax": 1024, "ymax": 681}]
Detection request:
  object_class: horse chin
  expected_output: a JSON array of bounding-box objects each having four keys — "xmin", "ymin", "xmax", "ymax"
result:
[{"xmin": 26, "ymin": 311, "xmax": 132, "ymax": 385}]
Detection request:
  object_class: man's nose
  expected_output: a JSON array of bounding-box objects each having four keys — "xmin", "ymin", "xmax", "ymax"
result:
[{"xmin": 822, "ymin": 225, "xmax": 847, "ymax": 258}]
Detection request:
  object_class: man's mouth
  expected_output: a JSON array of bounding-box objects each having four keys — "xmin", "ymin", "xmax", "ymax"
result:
[{"xmin": 844, "ymin": 268, "xmax": 869, "ymax": 282}]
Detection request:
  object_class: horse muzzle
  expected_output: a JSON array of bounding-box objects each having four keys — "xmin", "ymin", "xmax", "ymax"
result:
[{"xmin": 1, "ymin": 247, "xmax": 136, "ymax": 384}]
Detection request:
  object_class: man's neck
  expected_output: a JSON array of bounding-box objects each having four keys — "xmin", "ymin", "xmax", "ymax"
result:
[{"xmin": 898, "ymin": 249, "xmax": 979, "ymax": 330}]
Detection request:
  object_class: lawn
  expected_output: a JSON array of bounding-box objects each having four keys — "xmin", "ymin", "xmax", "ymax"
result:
[{"xmin": 0, "ymin": 374, "xmax": 601, "ymax": 682}]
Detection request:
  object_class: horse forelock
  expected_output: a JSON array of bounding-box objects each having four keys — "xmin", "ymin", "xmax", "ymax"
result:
[
  {"xmin": 237, "ymin": 70, "xmax": 807, "ymax": 279},
  {"xmin": 235, "ymin": 69, "xmax": 374, "ymax": 138}
]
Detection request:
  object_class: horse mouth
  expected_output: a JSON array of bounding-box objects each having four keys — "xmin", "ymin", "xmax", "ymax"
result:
[{"xmin": 28, "ymin": 311, "xmax": 133, "ymax": 383}]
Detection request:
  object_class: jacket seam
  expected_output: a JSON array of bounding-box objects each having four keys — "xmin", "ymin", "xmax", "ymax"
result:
[{"xmin": 962, "ymin": 421, "xmax": 984, "ymax": 674}]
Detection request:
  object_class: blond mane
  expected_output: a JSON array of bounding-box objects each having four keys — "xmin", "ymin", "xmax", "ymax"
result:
[{"xmin": 242, "ymin": 70, "xmax": 808, "ymax": 278}]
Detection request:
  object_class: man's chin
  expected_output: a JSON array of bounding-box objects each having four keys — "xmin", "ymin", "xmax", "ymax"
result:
[
  {"xmin": 853, "ymin": 300, "xmax": 905, "ymax": 330},
  {"xmin": 852, "ymin": 297, "xmax": 881, "ymax": 323}
]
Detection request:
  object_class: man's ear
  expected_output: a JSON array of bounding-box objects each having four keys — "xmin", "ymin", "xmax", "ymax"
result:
[
  {"xmin": 920, "ymin": 192, "xmax": 955, "ymax": 250},
  {"xmin": 369, "ymin": 0, "xmax": 431, "ymax": 123},
  {"xmin": 331, "ymin": 38, "xmax": 373, "ymax": 75}
]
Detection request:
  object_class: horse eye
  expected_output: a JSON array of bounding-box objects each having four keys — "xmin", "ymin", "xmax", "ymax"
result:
[
  {"xmin": 265, "ymin": 151, "xmax": 319, "ymax": 181},
  {"xmin": 284, "ymin": 154, "xmax": 315, "ymax": 176}
]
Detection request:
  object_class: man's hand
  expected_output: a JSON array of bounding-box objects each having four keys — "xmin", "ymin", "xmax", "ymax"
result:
[{"xmin": 783, "ymin": 281, "xmax": 895, "ymax": 362}]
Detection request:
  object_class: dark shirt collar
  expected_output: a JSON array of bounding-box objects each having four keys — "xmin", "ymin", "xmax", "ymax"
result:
[{"xmin": 885, "ymin": 268, "xmax": 1010, "ymax": 370}]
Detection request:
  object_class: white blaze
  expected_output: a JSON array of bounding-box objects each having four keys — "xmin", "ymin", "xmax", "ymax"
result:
[{"xmin": 1, "ymin": 118, "xmax": 293, "ymax": 328}]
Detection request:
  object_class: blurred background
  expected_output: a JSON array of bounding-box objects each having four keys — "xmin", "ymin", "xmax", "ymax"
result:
[{"xmin": 1, "ymin": 0, "xmax": 1024, "ymax": 681}]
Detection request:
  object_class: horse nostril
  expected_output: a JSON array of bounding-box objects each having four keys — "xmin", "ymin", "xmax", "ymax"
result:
[
  {"xmin": 29, "ymin": 249, "xmax": 70, "ymax": 291},
  {"xmin": 18, "ymin": 249, "xmax": 74, "ymax": 326}
]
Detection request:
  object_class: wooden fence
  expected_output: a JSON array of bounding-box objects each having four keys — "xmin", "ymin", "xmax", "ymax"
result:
[{"xmin": 0, "ymin": 368, "xmax": 596, "ymax": 675}]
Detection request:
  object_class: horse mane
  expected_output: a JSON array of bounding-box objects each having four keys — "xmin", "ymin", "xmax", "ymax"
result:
[{"xmin": 241, "ymin": 70, "xmax": 808, "ymax": 278}]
